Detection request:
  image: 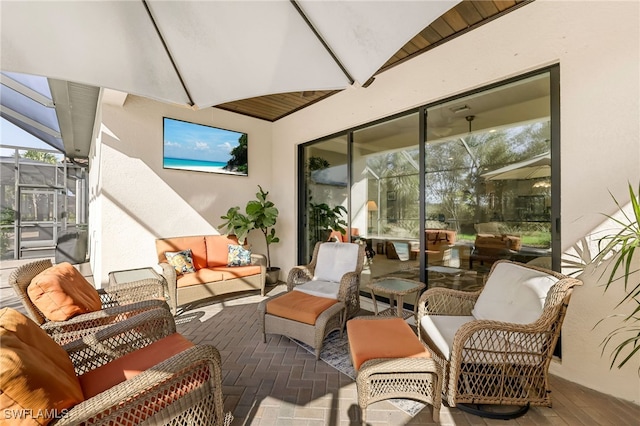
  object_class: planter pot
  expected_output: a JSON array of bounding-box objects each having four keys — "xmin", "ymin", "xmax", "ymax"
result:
[{"xmin": 265, "ymin": 267, "xmax": 281, "ymax": 285}]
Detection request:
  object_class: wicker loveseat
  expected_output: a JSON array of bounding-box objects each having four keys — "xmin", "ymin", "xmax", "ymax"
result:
[{"xmin": 156, "ymin": 234, "xmax": 266, "ymax": 312}]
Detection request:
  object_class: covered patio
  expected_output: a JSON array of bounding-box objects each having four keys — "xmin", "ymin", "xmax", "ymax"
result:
[
  {"xmin": 1, "ymin": 258, "xmax": 638, "ymax": 425},
  {"xmin": 1, "ymin": 0, "xmax": 639, "ymax": 423}
]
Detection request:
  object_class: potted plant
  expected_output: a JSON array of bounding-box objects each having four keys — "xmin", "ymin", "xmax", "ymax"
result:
[
  {"xmin": 309, "ymin": 202, "xmax": 348, "ymax": 244},
  {"xmin": 220, "ymin": 185, "xmax": 281, "ymax": 284},
  {"xmin": 592, "ymin": 182, "xmax": 640, "ymax": 371}
]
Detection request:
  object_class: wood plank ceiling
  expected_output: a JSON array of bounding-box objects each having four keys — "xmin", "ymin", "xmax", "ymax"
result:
[{"xmin": 216, "ymin": 0, "xmax": 532, "ymax": 122}]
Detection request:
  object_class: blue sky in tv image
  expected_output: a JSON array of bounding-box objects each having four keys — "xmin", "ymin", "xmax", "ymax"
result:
[{"xmin": 162, "ymin": 117, "xmax": 245, "ymax": 165}]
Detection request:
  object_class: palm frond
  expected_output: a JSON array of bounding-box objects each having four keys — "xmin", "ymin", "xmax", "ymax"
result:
[{"xmin": 593, "ymin": 182, "xmax": 640, "ymax": 372}]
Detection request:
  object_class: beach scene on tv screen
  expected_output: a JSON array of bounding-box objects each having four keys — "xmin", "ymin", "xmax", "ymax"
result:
[{"xmin": 163, "ymin": 117, "xmax": 248, "ymax": 175}]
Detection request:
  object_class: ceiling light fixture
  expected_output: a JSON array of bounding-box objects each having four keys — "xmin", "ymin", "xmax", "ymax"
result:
[
  {"xmin": 451, "ymin": 104, "xmax": 471, "ymax": 114},
  {"xmin": 466, "ymin": 115, "xmax": 475, "ymax": 133},
  {"xmin": 533, "ymin": 180, "xmax": 551, "ymax": 189}
]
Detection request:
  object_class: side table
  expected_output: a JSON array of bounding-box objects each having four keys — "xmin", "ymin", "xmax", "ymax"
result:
[
  {"xmin": 108, "ymin": 266, "xmax": 164, "ymax": 286},
  {"xmin": 368, "ymin": 277, "xmax": 426, "ymax": 320},
  {"xmin": 108, "ymin": 267, "xmax": 171, "ymax": 312}
]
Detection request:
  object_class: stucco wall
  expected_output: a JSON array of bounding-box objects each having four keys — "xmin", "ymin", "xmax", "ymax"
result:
[
  {"xmin": 271, "ymin": 0, "xmax": 640, "ymax": 402},
  {"xmin": 92, "ymin": 95, "xmax": 273, "ymax": 285},
  {"xmin": 92, "ymin": 0, "xmax": 640, "ymax": 402}
]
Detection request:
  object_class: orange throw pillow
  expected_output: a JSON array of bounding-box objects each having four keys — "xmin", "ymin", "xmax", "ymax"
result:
[
  {"xmin": 27, "ymin": 262, "xmax": 101, "ymax": 321},
  {"xmin": 0, "ymin": 308, "xmax": 84, "ymax": 425}
]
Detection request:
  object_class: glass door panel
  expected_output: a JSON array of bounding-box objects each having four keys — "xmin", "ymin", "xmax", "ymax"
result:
[
  {"xmin": 301, "ymin": 135, "xmax": 349, "ymax": 262},
  {"xmin": 352, "ymin": 113, "xmax": 420, "ymax": 282},
  {"xmin": 425, "ymin": 72, "xmax": 552, "ymax": 289}
]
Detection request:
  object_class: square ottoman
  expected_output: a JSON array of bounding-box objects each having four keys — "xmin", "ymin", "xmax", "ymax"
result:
[{"xmin": 346, "ymin": 316, "xmax": 442, "ymax": 423}]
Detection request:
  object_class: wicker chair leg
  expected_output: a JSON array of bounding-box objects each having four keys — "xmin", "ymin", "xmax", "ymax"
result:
[{"xmin": 360, "ymin": 403, "xmax": 367, "ymax": 425}]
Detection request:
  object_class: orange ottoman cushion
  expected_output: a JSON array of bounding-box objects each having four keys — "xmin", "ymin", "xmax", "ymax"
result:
[
  {"xmin": 27, "ymin": 262, "xmax": 101, "ymax": 321},
  {"xmin": 266, "ymin": 291, "xmax": 338, "ymax": 325},
  {"xmin": 347, "ymin": 317, "xmax": 430, "ymax": 371},
  {"xmin": 78, "ymin": 333, "xmax": 194, "ymax": 399},
  {"xmin": 0, "ymin": 308, "xmax": 84, "ymax": 425}
]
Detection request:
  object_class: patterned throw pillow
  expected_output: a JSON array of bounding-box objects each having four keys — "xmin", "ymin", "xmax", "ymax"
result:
[
  {"xmin": 227, "ymin": 244, "xmax": 252, "ymax": 267},
  {"xmin": 165, "ymin": 249, "xmax": 196, "ymax": 275}
]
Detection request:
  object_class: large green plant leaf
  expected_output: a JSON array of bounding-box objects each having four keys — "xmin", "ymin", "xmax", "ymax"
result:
[
  {"xmin": 221, "ymin": 185, "xmax": 279, "ymax": 269},
  {"xmin": 594, "ymin": 182, "xmax": 640, "ymax": 372}
]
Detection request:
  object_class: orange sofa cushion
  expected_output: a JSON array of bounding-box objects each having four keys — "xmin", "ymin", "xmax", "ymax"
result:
[
  {"xmin": 0, "ymin": 308, "xmax": 84, "ymax": 425},
  {"xmin": 78, "ymin": 333, "xmax": 194, "ymax": 399},
  {"xmin": 176, "ymin": 265, "xmax": 261, "ymax": 288},
  {"xmin": 176, "ymin": 268, "xmax": 224, "ymax": 288},
  {"xmin": 27, "ymin": 262, "xmax": 102, "ymax": 321},
  {"xmin": 347, "ymin": 317, "xmax": 430, "ymax": 371},
  {"xmin": 216, "ymin": 265, "xmax": 262, "ymax": 280},
  {"xmin": 205, "ymin": 235, "xmax": 243, "ymax": 267},
  {"xmin": 266, "ymin": 291, "xmax": 338, "ymax": 325},
  {"xmin": 156, "ymin": 236, "xmax": 207, "ymax": 270},
  {"xmin": 327, "ymin": 228, "xmax": 360, "ymax": 243}
]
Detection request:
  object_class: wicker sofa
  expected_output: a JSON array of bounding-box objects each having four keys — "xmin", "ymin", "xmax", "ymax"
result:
[{"xmin": 156, "ymin": 234, "xmax": 266, "ymax": 312}]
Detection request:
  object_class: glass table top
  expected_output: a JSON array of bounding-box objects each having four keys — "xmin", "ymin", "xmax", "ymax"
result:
[{"xmin": 369, "ymin": 277, "xmax": 425, "ymax": 295}]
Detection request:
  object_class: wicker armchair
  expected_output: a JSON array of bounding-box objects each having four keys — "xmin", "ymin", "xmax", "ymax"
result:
[
  {"xmin": 1, "ymin": 307, "xmax": 232, "ymax": 426},
  {"xmin": 258, "ymin": 241, "xmax": 365, "ymax": 359},
  {"xmin": 8, "ymin": 259, "xmax": 169, "ymax": 344},
  {"xmin": 417, "ymin": 260, "xmax": 582, "ymax": 419}
]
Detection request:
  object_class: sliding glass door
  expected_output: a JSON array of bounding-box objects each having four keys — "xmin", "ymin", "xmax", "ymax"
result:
[
  {"xmin": 299, "ymin": 67, "xmax": 558, "ymax": 293},
  {"xmin": 299, "ymin": 135, "xmax": 349, "ymax": 263},
  {"xmin": 424, "ymin": 72, "xmax": 553, "ymax": 289},
  {"xmin": 352, "ymin": 113, "xmax": 420, "ymax": 282}
]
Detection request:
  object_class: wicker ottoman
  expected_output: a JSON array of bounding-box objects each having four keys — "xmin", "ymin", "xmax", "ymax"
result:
[{"xmin": 346, "ymin": 316, "xmax": 442, "ymax": 423}]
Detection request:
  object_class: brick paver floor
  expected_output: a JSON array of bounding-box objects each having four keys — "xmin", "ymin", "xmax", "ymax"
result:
[{"xmin": 2, "ymin": 259, "xmax": 639, "ymax": 425}]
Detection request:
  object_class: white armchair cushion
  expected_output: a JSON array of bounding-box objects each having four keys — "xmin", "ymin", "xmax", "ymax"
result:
[
  {"xmin": 294, "ymin": 280, "xmax": 339, "ymax": 300},
  {"xmin": 313, "ymin": 242, "xmax": 359, "ymax": 283},
  {"xmin": 420, "ymin": 314, "xmax": 542, "ymax": 364},
  {"xmin": 472, "ymin": 262, "xmax": 558, "ymax": 324},
  {"xmin": 420, "ymin": 315, "xmax": 475, "ymax": 360}
]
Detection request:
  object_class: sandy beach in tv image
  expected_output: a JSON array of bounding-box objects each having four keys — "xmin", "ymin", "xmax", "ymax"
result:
[
  {"xmin": 163, "ymin": 117, "xmax": 248, "ymax": 175},
  {"xmin": 162, "ymin": 157, "xmax": 239, "ymax": 174}
]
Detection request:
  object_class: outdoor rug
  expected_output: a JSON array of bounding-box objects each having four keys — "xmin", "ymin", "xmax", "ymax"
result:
[{"xmin": 294, "ymin": 330, "xmax": 427, "ymax": 417}]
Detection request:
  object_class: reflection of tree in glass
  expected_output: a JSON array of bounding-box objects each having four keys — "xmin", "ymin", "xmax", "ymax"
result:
[
  {"xmin": 224, "ymin": 134, "xmax": 248, "ymax": 174},
  {"xmin": 426, "ymin": 122, "xmax": 549, "ymax": 233},
  {"xmin": 367, "ymin": 151, "xmax": 420, "ymax": 236},
  {"xmin": 307, "ymin": 156, "xmax": 330, "ymax": 173}
]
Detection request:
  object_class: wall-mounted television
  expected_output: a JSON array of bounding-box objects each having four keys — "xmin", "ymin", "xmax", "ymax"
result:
[{"xmin": 163, "ymin": 117, "xmax": 248, "ymax": 176}]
